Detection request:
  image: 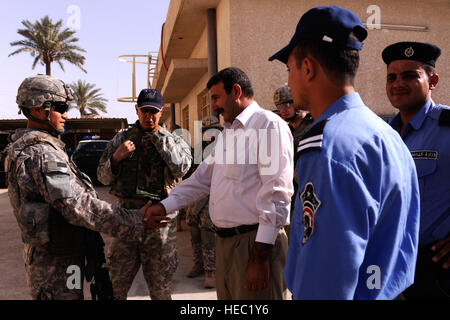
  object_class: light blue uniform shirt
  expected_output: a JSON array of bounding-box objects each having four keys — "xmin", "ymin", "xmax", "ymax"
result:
[
  {"xmin": 285, "ymin": 92, "xmax": 420, "ymax": 299},
  {"xmin": 390, "ymin": 99, "xmax": 450, "ymax": 246}
]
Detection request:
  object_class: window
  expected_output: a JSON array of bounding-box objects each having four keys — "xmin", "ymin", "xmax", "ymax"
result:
[
  {"xmin": 197, "ymin": 89, "xmax": 210, "ymax": 120},
  {"xmin": 182, "ymin": 105, "xmax": 189, "ymax": 131}
]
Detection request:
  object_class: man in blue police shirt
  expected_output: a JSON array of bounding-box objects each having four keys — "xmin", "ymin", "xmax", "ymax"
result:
[
  {"xmin": 269, "ymin": 6, "xmax": 420, "ymax": 299},
  {"xmin": 383, "ymin": 41, "xmax": 450, "ymax": 299}
]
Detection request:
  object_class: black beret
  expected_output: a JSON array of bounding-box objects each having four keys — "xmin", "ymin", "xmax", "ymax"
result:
[{"xmin": 382, "ymin": 42, "xmax": 441, "ymax": 67}]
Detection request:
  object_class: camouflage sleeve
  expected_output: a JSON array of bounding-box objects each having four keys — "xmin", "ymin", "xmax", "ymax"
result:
[
  {"xmin": 18, "ymin": 144, "xmax": 144, "ymax": 240},
  {"xmin": 186, "ymin": 196, "xmax": 209, "ymax": 217},
  {"xmin": 146, "ymin": 128, "xmax": 192, "ymax": 179},
  {"xmin": 97, "ymin": 132, "xmax": 127, "ymax": 186}
]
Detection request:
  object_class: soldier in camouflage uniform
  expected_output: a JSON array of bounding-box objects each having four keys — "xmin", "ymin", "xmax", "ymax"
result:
[
  {"xmin": 273, "ymin": 85, "xmax": 314, "ymax": 153},
  {"xmin": 6, "ymin": 74, "xmax": 147, "ymax": 300},
  {"xmin": 185, "ymin": 116, "xmax": 220, "ymax": 288},
  {"xmin": 273, "ymin": 85, "xmax": 313, "ymax": 237},
  {"xmin": 97, "ymin": 88, "xmax": 192, "ymax": 300}
]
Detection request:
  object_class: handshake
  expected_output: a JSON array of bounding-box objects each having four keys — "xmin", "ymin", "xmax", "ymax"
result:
[{"xmin": 140, "ymin": 201, "xmax": 173, "ymax": 233}]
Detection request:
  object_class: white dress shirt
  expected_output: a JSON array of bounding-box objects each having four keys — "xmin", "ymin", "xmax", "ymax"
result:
[{"xmin": 161, "ymin": 101, "xmax": 294, "ymax": 244}]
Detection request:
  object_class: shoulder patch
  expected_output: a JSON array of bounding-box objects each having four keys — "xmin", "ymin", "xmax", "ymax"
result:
[
  {"xmin": 296, "ymin": 120, "xmax": 327, "ymax": 157},
  {"xmin": 45, "ymin": 161, "xmax": 68, "ymax": 173},
  {"xmin": 44, "ymin": 161, "xmax": 72, "ymax": 201},
  {"xmin": 300, "ymin": 182, "xmax": 321, "ymax": 245},
  {"xmin": 438, "ymin": 109, "xmax": 450, "ymax": 127}
]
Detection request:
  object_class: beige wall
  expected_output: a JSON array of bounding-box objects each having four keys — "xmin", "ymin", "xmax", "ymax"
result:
[
  {"xmin": 178, "ymin": 27, "xmax": 210, "ymax": 143},
  {"xmin": 171, "ymin": 76, "xmax": 209, "ymax": 145},
  {"xmin": 190, "ymin": 27, "xmax": 208, "ymax": 59},
  {"xmin": 180, "ymin": 73, "xmax": 210, "ymax": 142},
  {"xmin": 228, "ymin": 0, "xmax": 450, "ymax": 115}
]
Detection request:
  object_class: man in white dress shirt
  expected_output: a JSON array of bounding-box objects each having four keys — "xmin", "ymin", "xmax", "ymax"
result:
[{"xmin": 145, "ymin": 67, "xmax": 294, "ymax": 299}]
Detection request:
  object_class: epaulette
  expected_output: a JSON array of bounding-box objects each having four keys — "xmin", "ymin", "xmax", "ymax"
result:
[
  {"xmin": 295, "ymin": 120, "xmax": 327, "ymax": 161},
  {"xmin": 438, "ymin": 109, "xmax": 450, "ymax": 127}
]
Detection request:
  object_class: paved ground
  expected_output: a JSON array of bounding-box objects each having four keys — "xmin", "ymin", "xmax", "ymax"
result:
[{"xmin": 0, "ymin": 187, "xmax": 217, "ymax": 300}]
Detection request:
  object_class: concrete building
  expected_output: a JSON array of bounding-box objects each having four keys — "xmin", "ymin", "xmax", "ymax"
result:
[{"xmin": 153, "ymin": 0, "xmax": 450, "ymax": 143}]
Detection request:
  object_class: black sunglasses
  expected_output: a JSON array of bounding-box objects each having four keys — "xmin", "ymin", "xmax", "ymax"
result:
[
  {"xmin": 52, "ymin": 102, "xmax": 69, "ymax": 114},
  {"xmin": 139, "ymin": 107, "xmax": 160, "ymax": 114}
]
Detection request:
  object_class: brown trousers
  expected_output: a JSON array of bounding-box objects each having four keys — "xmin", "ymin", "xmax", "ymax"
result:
[{"xmin": 215, "ymin": 228, "xmax": 288, "ymax": 300}]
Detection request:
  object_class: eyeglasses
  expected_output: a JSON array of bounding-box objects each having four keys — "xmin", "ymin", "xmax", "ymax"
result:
[
  {"xmin": 52, "ymin": 102, "xmax": 69, "ymax": 114},
  {"xmin": 276, "ymin": 102, "xmax": 294, "ymax": 111}
]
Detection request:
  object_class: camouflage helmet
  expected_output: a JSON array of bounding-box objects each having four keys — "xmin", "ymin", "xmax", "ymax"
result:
[
  {"xmin": 273, "ymin": 84, "xmax": 293, "ymax": 107},
  {"xmin": 16, "ymin": 74, "xmax": 73, "ymax": 109},
  {"xmin": 201, "ymin": 115, "xmax": 221, "ymax": 131}
]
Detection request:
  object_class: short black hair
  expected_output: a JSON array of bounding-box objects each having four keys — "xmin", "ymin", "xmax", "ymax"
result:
[
  {"xmin": 207, "ymin": 67, "xmax": 254, "ymax": 98},
  {"xmin": 293, "ymin": 38, "xmax": 360, "ymax": 86}
]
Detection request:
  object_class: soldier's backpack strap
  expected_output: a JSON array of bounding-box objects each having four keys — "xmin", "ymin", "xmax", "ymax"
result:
[
  {"xmin": 438, "ymin": 109, "xmax": 450, "ymax": 127},
  {"xmin": 125, "ymin": 124, "xmax": 143, "ymax": 146},
  {"xmin": 6, "ymin": 132, "xmax": 59, "ymax": 170}
]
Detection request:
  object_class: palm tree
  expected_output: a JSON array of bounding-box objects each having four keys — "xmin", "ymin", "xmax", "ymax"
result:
[
  {"xmin": 9, "ymin": 16, "xmax": 87, "ymax": 75},
  {"xmin": 69, "ymin": 80, "xmax": 108, "ymax": 117}
]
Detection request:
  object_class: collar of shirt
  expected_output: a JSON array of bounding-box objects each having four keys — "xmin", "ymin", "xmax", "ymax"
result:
[
  {"xmin": 223, "ymin": 101, "xmax": 259, "ymax": 129},
  {"xmin": 390, "ymin": 99, "xmax": 434, "ymax": 134},
  {"xmin": 313, "ymin": 92, "xmax": 365, "ymax": 125}
]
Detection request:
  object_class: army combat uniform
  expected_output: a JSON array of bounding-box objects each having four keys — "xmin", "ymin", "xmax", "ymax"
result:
[
  {"xmin": 6, "ymin": 129, "xmax": 144, "ymax": 300},
  {"xmin": 97, "ymin": 121, "xmax": 192, "ymax": 300},
  {"xmin": 185, "ymin": 196, "xmax": 216, "ymax": 277}
]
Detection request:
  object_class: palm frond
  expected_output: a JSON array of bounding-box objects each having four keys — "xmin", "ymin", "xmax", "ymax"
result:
[
  {"xmin": 69, "ymin": 80, "xmax": 108, "ymax": 116},
  {"xmin": 31, "ymin": 56, "xmax": 42, "ymax": 69},
  {"xmin": 56, "ymin": 60, "xmax": 65, "ymax": 72},
  {"xmin": 86, "ymin": 108, "xmax": 100, "ymax": 115},
  {"xmin": 9, "ymin": 16, "xmax": 87, "ymax": 75}
]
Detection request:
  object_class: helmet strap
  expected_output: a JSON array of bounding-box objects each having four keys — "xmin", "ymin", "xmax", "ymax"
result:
[{"xmin": 22, "ymin": 107, "xmax": 62, "ymax": 134}]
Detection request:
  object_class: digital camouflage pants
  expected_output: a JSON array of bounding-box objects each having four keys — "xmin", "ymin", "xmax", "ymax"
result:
[
  {"xmin": 185, "ymin": 196, "xmax": 216, "ymax": 272},
  {"xmin": 23, "ymin": 244, "xmax": 85, "ymax": 300},
  {"xmin": 107, "ymin": 198, "xmax": 178, "ymax": 300}
]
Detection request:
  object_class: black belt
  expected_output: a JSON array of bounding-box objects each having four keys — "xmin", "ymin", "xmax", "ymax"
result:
[{"xmin": 215, "ymin": 224, "xmax": 259, "ymax": 238}]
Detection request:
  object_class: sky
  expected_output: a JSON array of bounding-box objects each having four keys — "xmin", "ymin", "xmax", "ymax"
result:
[{"xmin": 0, "ymin": 0, "xmax": 170, "ymax": 124}]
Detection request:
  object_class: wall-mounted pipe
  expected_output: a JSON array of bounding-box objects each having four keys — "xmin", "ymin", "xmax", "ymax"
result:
[{"xmin": 206, "ymin": 8, "xmax": 218, "ymax": 118}]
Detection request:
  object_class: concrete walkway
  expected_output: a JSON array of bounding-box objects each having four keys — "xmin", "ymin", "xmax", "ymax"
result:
[{"xmin": 0, "ymin": 187, "xmax": 217, "ymax": 300}]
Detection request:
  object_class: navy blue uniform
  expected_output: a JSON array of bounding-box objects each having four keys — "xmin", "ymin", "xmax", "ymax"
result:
[
  {"xmin": 285, "ymin": 93, "xmax": 420, "ymax": 299},
  {"xmin": 390, "ymin": 100, "xmax": 450, "ymax": 245},
  {"xmin": 390, "ymin": 99, "xmax": 450, "ymax": 299}
]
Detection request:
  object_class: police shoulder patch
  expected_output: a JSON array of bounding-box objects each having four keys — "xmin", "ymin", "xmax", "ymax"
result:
[
  {"xmin": 299, "ymin": 182, "xmax": 321, "ymax": 245},
  {"xmin": 438, "ymin": 109, "xmax": 450, "ymax": 127}
]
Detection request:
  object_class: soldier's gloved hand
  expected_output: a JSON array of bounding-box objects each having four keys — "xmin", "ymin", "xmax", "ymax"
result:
[
  {"xmin": 143, "ymin": 203, "xmax": 170, "ymax": 233},
  {"xmin": 111, "ymin": 140, "xmax": 135, "ymax": 166},
  {"xmin": 90, "ymin": 267, "xmax": 114, "ymax": 301}
]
